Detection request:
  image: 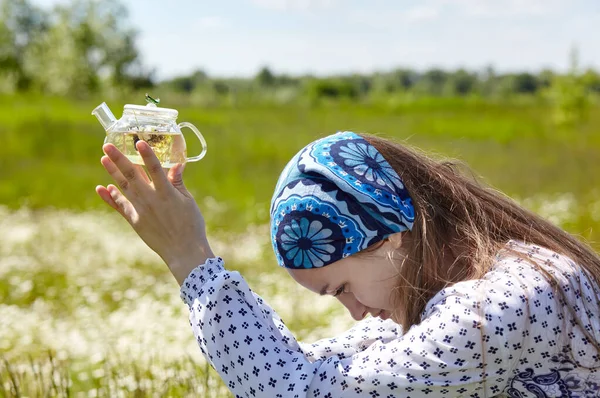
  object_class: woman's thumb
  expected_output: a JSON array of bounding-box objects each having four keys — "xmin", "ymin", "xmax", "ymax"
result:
[{"xmin": 168, "ymin": 163, "xmax": 187, "ymax": 192}]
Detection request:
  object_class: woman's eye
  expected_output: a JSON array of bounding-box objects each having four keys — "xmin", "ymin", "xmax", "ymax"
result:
[{"xmin": 333, "ymin": 285, "xmax": 345, "ymax": 297}]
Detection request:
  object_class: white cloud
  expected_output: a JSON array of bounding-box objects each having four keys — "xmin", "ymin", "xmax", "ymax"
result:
[
  {"xmin": 404, "ymin": 5, "xmax": 441, "ymax": 22},
  {"xmin": 249, "ymin": 0, "xmax": 338, "ymax": 11},
  {"xmin": 196, "ymin": 16, "xmax": 228, "ymax": 29},
  {"xmin": 345, "ymin": 5, "xmax": 441, "ymax": 31},
  {"xmin": 437, "ymin": 0, "xmax": 566, "ymax": 17}
]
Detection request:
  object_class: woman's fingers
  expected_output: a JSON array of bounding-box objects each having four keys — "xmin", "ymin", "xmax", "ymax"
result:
[
  {"xmin": 107, "ymin": 184, "xmax": 138, "ymax": 222},
  {"xmin": 95, "ymin": 184, "xmax": 137, "ymax": 224},
  {"xmin": 96, "ymin": 185, "xmax": 138, "ymax": 225},
  {"xmin": 167, "ymin": 163, "xmax": 190, "ymax": 197},
  {"xmin": 101, "ymin": 149, "xmax": 150, "ymax": 186},
  {"xmin": 134, "ymin": 164, "xmax": 151, "ymax": 184},
  {"xmin": 102, "ymin": 144, "xmax": 145, "ymax": 192},
  {"xmin": 95, "ymin": 185, "xmax": 119, "ymax": 211},
  {"xmin": 100, "ymin": 155, "xmax": 133, "ymax": 194},
  {"xmin": 136, "ymin": 140, "xmax": 170, "ymax": 190}
]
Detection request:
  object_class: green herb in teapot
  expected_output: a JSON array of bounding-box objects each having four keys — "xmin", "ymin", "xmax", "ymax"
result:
[{"xmin": 106, "ymin": 129, "xmax": 187, "ymax": 168}]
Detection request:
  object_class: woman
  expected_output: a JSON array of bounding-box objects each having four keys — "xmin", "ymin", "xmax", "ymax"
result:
[{"xmin": 96, "ymin": 131, "xmax": 600, "ymax": 397}]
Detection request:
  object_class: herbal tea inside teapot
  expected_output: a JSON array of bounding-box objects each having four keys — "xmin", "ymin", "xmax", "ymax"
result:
[{"xmin": 92, "ymin": 95, "xmax": 207, "ymax": 168}]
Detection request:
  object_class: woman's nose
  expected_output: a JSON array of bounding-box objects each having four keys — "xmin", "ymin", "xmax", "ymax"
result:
[{"xmin": 337, "ymin": 293, "xmax": 366, "ymax": 321}]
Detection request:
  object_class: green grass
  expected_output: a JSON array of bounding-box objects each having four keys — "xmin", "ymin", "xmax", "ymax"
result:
[
  {"xmin": 1, "ymin": 94, "xmax": 599, "ymax": 396},
  {"xmin": 1, "ymin": 351, "xmax": 230, "ymax": 397},
  {"xmin": 2, "ymin": 94, "xmax": 599, "ymax": 232}
]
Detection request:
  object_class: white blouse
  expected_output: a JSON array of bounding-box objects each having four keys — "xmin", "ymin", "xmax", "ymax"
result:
[{"xmin": 180, "ymin": 241, "xmax": 600, "ymax": 397}]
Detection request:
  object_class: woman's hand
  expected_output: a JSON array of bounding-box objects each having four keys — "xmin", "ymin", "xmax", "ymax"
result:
[{"xmin": 95, "ymin": 141, "xmax": 214, "ymax": 285}]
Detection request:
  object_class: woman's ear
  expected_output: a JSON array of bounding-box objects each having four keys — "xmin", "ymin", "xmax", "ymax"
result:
[{"xmin": 387, "ymin": 232, "xmax": 405, "ymax": 250}]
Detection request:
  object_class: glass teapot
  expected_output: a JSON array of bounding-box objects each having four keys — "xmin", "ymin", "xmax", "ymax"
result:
[{"xmin": 92, "ymin": 95, "xmax": 207, "ymax": 168}]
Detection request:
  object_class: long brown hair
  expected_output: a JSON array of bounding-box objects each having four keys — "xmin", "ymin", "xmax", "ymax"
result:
[{"xmin": 361, "ymin": 133, "xmax": 600, "ymax": 334}]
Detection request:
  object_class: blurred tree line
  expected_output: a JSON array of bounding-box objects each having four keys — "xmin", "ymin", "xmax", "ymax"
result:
[
  {"xmin": 0, "ymin": 0, "xmax": 152, "ymax": 95},
  {"xmin": 1, "ymin": 0, "xmax": 599, "ymax": 115}
]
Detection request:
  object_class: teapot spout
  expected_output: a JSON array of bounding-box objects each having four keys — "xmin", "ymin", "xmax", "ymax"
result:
[{"xmin": 92, "ymin": 102, "xmax": 117, "ymax": 131}]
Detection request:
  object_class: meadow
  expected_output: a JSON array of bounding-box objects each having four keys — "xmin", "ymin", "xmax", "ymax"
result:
[{"xmin": 1, "ymin": 94, "xmax": 599, "ymax": 396}]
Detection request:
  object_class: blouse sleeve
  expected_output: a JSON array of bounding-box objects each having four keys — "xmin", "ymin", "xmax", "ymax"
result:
[
  {"xmin": 297, "ymin": 317, "xmax": 403, "ymax": 362},
  {"xmin": 181, "ymin": 257, "xmax": 527, "ymax": 397}
]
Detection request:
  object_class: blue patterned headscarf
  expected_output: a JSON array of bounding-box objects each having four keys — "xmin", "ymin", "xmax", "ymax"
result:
[{"xmin": 270, "ymin": 131, "xmax": 415, "ymax": 269}]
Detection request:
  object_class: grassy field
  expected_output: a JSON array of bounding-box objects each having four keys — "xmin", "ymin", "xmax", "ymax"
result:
[{"xmin": 1, "ymin": 94, "xmax": 599, "ymax": 396}]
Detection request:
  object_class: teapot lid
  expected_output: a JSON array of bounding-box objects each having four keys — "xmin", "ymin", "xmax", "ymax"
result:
[
  {"xmin": 123, "ymin": 103, "xmax": 178, "ymax": 118},
  {"xmin": 123, "ymin": 94, "xmax": 178, "ymax": 118}
]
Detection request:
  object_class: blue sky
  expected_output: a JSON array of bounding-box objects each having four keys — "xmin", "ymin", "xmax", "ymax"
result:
[{"xmin": 32, "ymin": 0, "xmax": 599, "ymax": 80}]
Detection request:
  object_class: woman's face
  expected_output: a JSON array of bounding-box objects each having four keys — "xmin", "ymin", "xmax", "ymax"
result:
[{"xmin": 286, "ymin": 232, "xmax": 407, "ymax": 322}]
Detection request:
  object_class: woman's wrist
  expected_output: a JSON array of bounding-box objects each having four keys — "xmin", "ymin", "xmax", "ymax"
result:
[{"xmin": 166, "ymin": 241, "xmax": 216, "ymax": 286}]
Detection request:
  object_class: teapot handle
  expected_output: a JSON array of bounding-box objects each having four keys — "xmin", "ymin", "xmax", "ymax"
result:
[{"xmin": 178, "ymin": 122, "xmax": 207, "ymax": 162}]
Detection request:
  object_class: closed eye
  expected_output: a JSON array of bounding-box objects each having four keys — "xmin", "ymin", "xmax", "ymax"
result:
[{"xmin": 333, "ymin": 284, "xmax": 345, "ymax": 297}]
